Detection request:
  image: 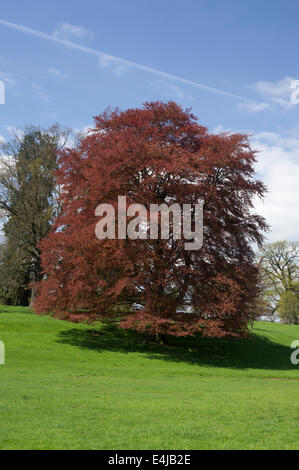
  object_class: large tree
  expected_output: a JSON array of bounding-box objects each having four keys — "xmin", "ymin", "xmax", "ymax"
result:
[
  {"xmin": 35, "ymin": 102, "xmax": 267, "ymax": 338},
  {"xmin": 0, "ymin": 239, "xmax": 32, "ymax": 305},
  {"xmin": 257, "ymin": 241, "xmax": 299, "ymax": 319},
  {"xmin": 0, "ymin": 125, "xmax": 70, "ymax": 306},
  {"xmin": 278, "ymin": 290, "xmax": 299, "ymax": 324}
]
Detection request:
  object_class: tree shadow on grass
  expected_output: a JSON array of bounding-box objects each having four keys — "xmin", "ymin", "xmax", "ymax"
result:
[{"xmin": 57, "ymin": 323, "xmax": 297, "ymax": 372}]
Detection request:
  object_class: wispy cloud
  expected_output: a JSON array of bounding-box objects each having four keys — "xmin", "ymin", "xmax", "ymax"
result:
[
  {"xmin": 5, "ymin": 125, "xmax": 24, "ymax": 139},
  {"xmin": 98, "ymin": 55, "xmax": 129, "ymax": 76},
  {"xmin": 48, "ymin": 67, "xmax": 67, "ymax": 78},
  {"xmin": 251, "ymin": 76, "xmax": 296, "ymax": 109},
  {"xmin": 238, "ymin": 100, "xmax": 269, "ymax": 113},
  {"xmin": 0, "ymin": 19, "xmax": 259, "ymax": 104},
  {"xmin": 0, "ymin": 71, "xmax": 16, "ymax": 86},
  {"xmin": 52, "ymin": 22, "xmax": 93, "ymax": 41},
  {"xmin": 32, "ymin": 83, "xmax": 51, "ymax": 103},
  {"xmin": 153, "ymin": 80, "xmax": 193, "ymax": 100}
]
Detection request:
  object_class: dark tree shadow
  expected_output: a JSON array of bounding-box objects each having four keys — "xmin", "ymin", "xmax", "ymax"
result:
[{"xmin": 56, "ymin": 323, "xmax": 297, "ymax": 372}]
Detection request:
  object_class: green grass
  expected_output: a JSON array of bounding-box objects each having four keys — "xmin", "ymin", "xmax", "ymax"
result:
[{"xmin": 0, "ymin": 306, "xmax": 298, "ymax": 450}]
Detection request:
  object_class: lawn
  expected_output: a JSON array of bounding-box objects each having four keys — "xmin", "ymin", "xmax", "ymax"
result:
[{"xmin": 0, "ymin": 305, "xmax": 298, "ymax": 450}]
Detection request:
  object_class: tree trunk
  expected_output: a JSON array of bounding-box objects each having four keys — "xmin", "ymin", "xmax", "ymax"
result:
[
  {"xmin": 29, "ymin": 260, "xmax": 42, "ymax": 309},
  {"xmin": 29, "ymin": 282, "xmax": 37, "ymax": 309}
]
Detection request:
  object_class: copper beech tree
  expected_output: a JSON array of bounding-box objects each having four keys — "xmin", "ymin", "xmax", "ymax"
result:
[{"xmin": 34, "ymin": 102, "xmax": 267, "ymax": 338}]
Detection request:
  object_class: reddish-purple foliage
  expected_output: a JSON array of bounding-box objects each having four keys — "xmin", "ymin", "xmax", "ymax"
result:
[{"xmin": 35, "ymin": 102, "xmax": 267, "ymax": 338}]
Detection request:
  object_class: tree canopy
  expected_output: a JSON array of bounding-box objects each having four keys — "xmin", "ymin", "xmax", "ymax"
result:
[
  {"xmin": 257, "ymin": 241, "xmax": 299, "ymax": 322},
  {"xmin": 34, "ymin": 102, "xmax": 267, "ymax": 338},
  {"xmin": 0, "ymin": 125, "xmax": 70, "ymax": 306}
]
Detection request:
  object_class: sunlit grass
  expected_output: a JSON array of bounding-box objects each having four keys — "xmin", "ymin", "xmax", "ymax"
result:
[{"xmin": 0, "ymin": 306, "xmax": 298, "ymax": 449}]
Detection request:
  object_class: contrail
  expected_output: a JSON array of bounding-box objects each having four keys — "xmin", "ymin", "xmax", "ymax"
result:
[{"xmin": 0, "ymin": 19, "xmax": 253, "ymax": 103}]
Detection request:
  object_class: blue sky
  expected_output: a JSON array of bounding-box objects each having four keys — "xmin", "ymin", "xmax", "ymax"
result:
[{"xmin": 0, "ymin": 0, "xmax": 299, "ymax": 241}]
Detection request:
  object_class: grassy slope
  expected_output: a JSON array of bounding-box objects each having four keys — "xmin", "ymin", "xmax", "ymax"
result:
[{"xmin": 0, "ymin": 306, "xmax": 298, "ymax": 450}]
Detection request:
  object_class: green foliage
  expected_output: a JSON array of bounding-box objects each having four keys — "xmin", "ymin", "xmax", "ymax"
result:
[
  {"xmin": 278, "ymin": 291, "xmax": 299, "ymax": 324},
  {"xmin": 0, "ymin": 125, "xmax": 70, "ymax": 306},
  {"xmin": 258, "ymin": 241, "xmax": 299, "ymax": 320},
  {"xmin": 0, "ymin": 241, "xmax": 31, "ymax": 305}
]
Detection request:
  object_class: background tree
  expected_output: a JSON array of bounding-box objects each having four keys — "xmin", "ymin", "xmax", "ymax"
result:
[
  {"xmin": 257, "ymin": 241, "xmax": 299, "ymax": 320},
  {"xmin": 35, "ymin": 101, "xmax": 267, "ymax": 338},
  {"xmin": 0, "ymin": 125, "xmax": 70, "ymax": 306},
  {"xmin": 278, "ymin": 290, "xmax": 299, "ymax": 324},
  {"xmin": 0, "ymin": 239, "xmax": 32, "ymax": 305},
  {"xmin": 247, "ymin": 259, "xmax": 271, "ymax": 328}
]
